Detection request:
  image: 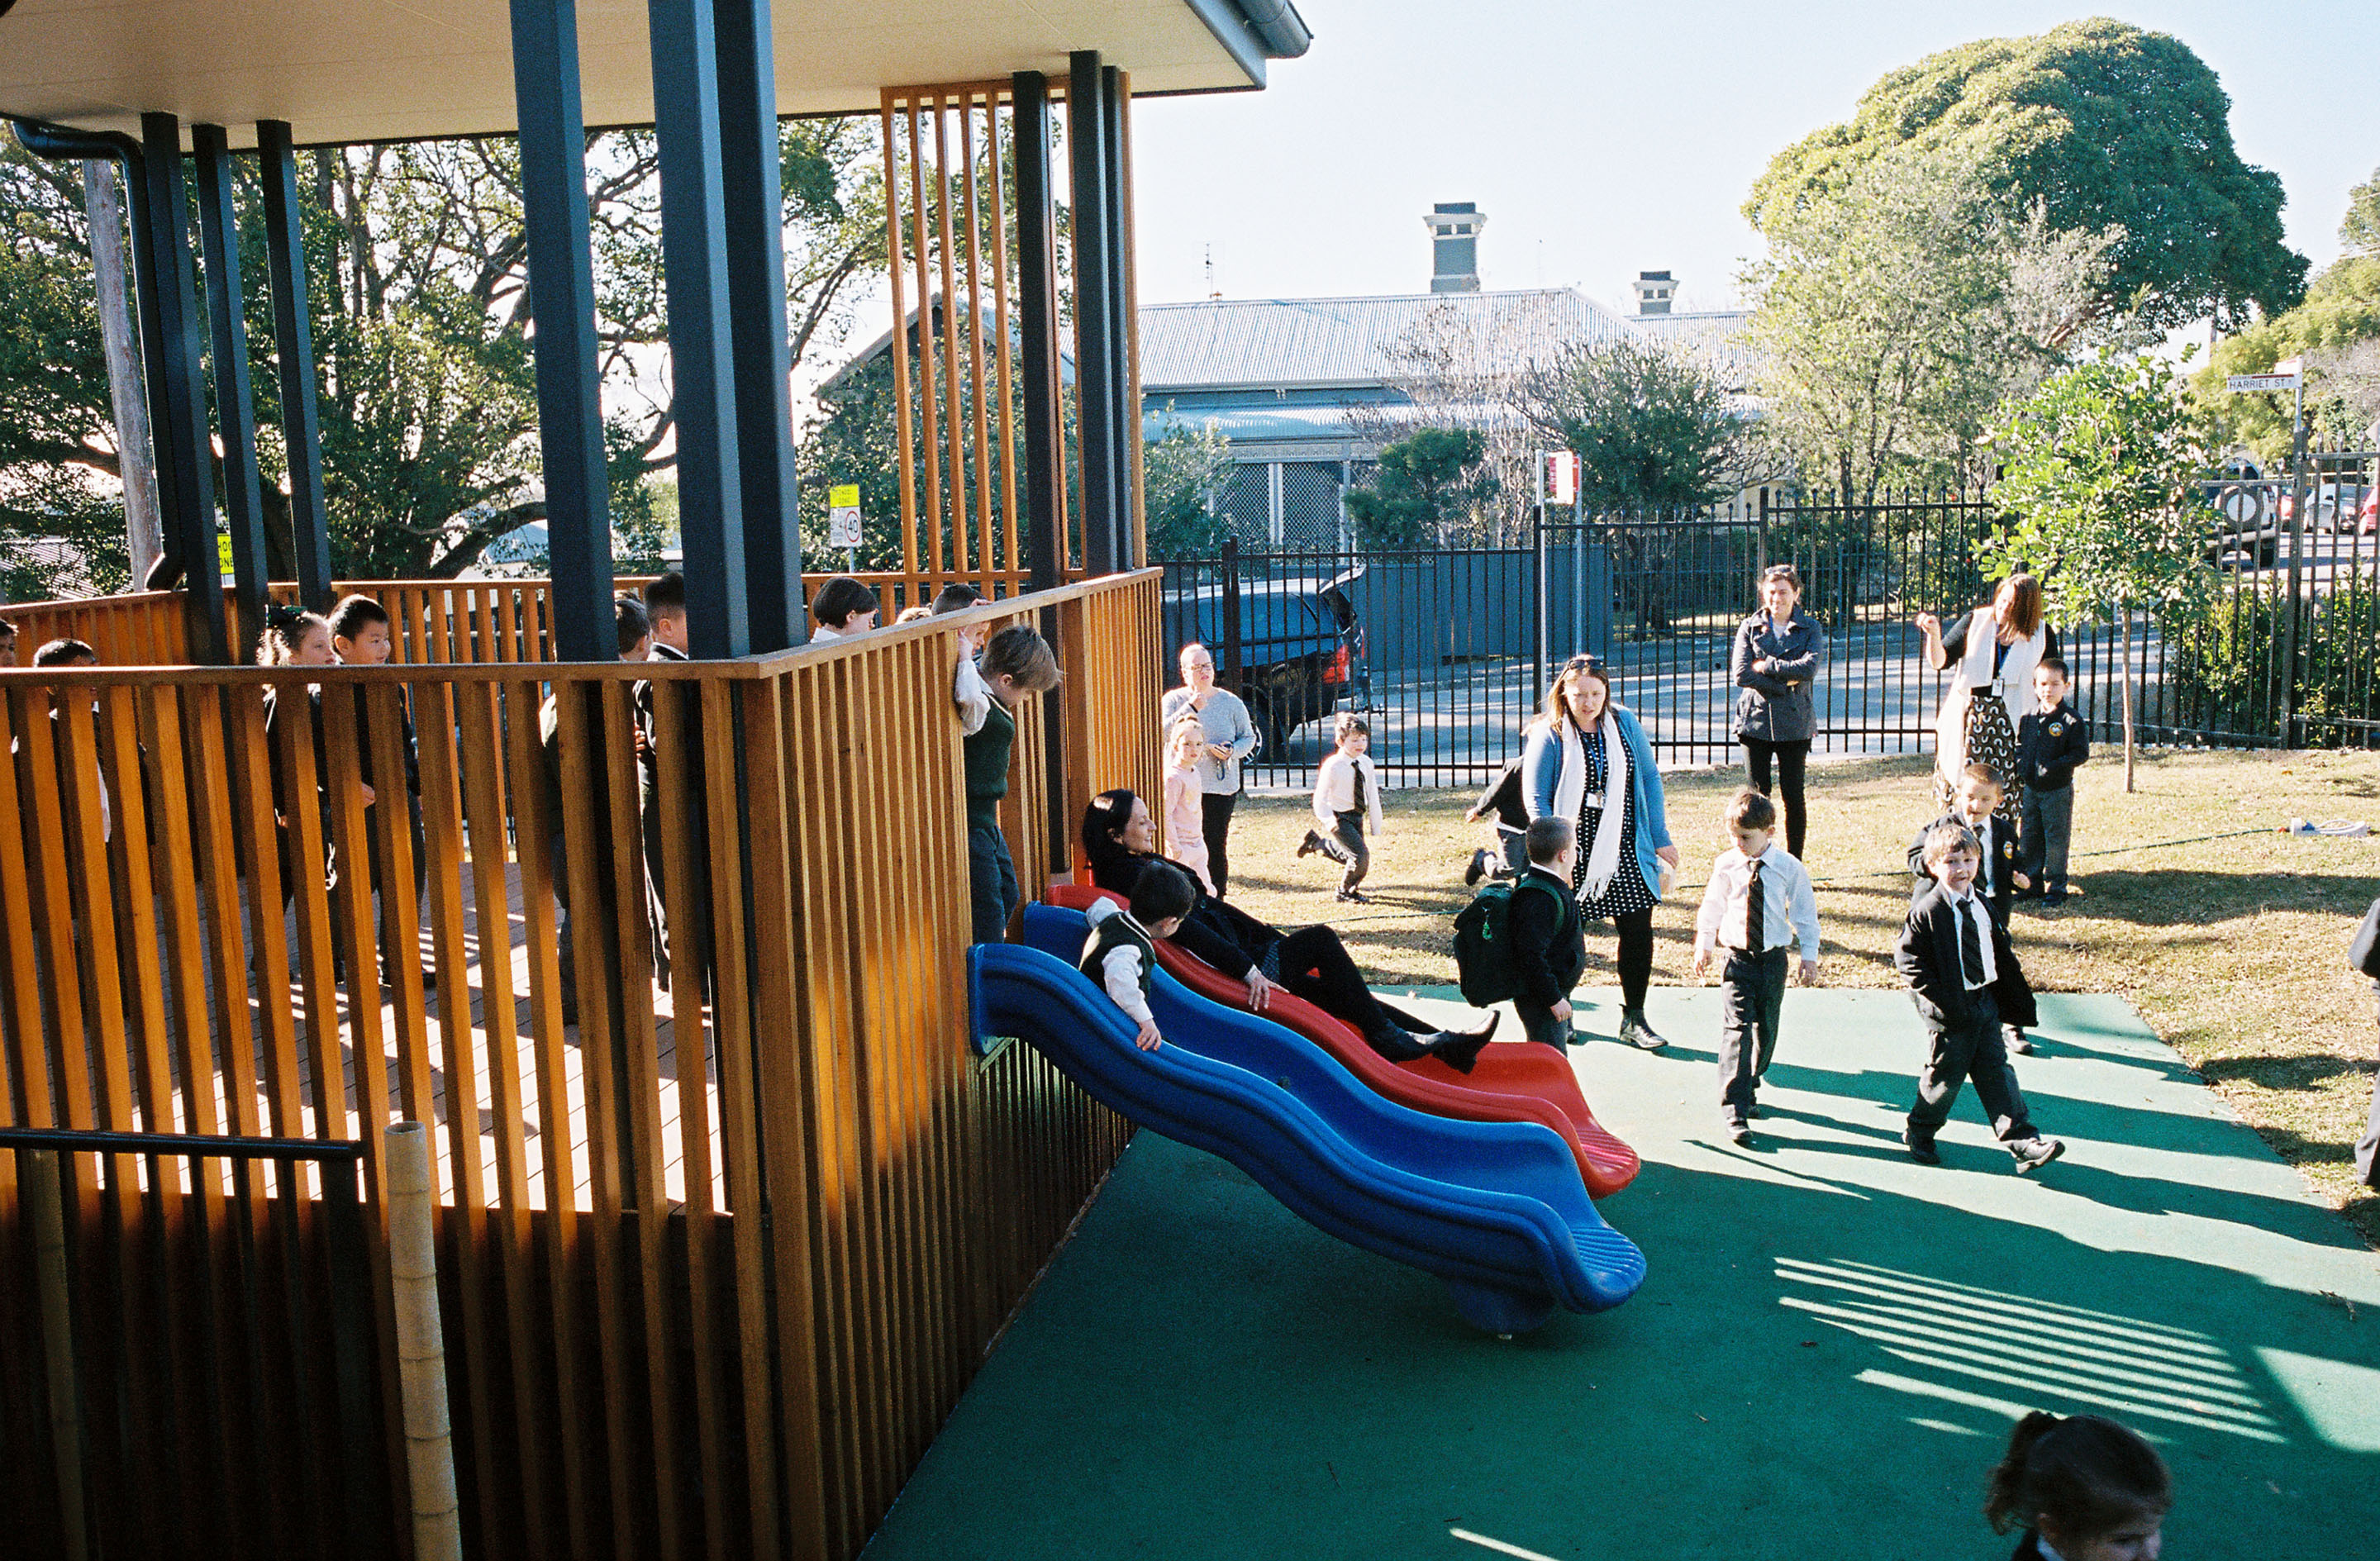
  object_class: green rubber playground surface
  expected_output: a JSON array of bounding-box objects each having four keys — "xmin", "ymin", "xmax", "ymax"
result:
[{"xmin": 863, "ymin": 990, "xmax": 2380, "ymax": 1560}]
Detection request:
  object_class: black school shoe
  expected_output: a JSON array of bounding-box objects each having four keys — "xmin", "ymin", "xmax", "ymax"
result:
[
  {"xmin": 2011, "ymin": 1136, "xmax": 2066, "ymax": 1174},
  {"xmin": 1464, "ymin": 847, "xmax": 1491, "ymax": 887},
  {"xmin": 2006, "ymin": 1026, "xmax": 2035, "ymax": 1054},
  {"xmin": 1726, "ymin": 1121, "xmax": 1754, "ymax": 1147},
  {"xmin": 1297, "ymin": 830, "xmax": 1323, "ymax": 859},
  {"xmin": 1902, "ymin": 1129, "xmax": 1941, "ymax": 1166}
]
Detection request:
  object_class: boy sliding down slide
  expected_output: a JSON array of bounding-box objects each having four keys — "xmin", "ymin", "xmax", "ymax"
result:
[{"xmin": 1080, "ymin": 861, "xmax": 1200, "ymax": 1051}]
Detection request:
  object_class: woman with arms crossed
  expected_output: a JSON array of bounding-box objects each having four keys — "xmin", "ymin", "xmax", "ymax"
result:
[{"xmin": 1159, "ymin": 643, "xmax": 1259, "ymax": 897}]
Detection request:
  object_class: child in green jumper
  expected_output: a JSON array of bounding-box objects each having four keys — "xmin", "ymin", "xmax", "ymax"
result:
[{"xmin": 956, "ymin": 624, "xmax": 1064, "ymax": 943}]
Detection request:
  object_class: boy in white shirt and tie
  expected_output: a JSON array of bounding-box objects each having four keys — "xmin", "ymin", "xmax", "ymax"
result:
[{"xmin": 1693, "ymin": 790, "xmax": 1821, "ymax": 1146}]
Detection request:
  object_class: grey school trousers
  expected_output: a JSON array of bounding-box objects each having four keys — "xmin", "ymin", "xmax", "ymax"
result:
[
  {"xmin": 2020, "ymin": 783, "xmax": 2074, "ymax": 885},
  {"xmin": 1718, "ymin": 946, "xmax": 1789, "ymax": 1126}
]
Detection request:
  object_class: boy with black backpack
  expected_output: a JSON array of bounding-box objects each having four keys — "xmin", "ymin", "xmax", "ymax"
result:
[{"xmin": 1454, "ymin": 816, "xmax": 1584, "ymax": 1049}]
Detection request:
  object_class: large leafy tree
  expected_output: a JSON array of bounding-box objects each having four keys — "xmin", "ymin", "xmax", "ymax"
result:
[
  {"xmin": 1522, "ymin": 334, "xmax": 1747, "ymax": 512},
  {"xmin": 0, "ymin": 119, "xmax": 881, "ymax": 593},
  {"xmin": 1141, "ymin": 416, "xmax": 1235, "ymax": 559},
  {"xmin": 1982, "ymin": 351, "xmax": 2213, "ymax": 790},
  {"xmin": 1747, "ymin": 18, "xmax": 2304, "ymax": 334},
  {"xmin": 1745, "ymin": 146, "xmax": 2121, "ymax": 504}
]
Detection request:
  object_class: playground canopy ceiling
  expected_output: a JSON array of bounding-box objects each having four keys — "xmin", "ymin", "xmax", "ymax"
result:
[{"xmin": 0, "ymin": 0, "xmax": 1272, "ymax": 150}]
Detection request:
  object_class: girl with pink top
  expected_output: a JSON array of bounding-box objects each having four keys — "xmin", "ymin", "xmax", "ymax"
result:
[{"xmin": 1162, "ymin": 718, "xmax": 1218, "ymax": 895}]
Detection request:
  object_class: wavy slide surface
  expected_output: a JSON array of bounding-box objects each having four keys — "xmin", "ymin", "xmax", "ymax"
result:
[
  {"xmin": 970, "ymin": 936, "xmax": 1644, "ymax": 1332},
  {"xmin": 1041, "ymin": 886, "xmax": 1640, "ymax": 1197}
]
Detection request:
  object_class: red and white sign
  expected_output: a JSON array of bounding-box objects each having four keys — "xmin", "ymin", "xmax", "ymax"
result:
[{"xmin": 1539, "ymin": 450, "xmax": 1579, "ymax": 507}]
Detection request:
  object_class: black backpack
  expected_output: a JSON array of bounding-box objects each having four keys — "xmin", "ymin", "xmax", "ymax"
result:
[{"xmin": 1452, "ymin": 874, "xmax": 1566, "ymax": 1007}]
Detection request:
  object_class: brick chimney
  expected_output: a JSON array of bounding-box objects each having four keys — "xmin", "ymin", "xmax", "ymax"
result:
[{"xmin": 1425, "ymin": 202, "xmax": 1484, "ymax": 293}]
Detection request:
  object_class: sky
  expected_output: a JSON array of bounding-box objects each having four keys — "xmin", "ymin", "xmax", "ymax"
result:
[{"xmin": 1125, "ymin": 0, "xmax": 2380, "ymax": 318}]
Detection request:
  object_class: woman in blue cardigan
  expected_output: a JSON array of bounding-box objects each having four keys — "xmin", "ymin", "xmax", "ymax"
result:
[{"xmin": 1522, "ymin": 654, "xmax": 1678, "ymax": 1049}]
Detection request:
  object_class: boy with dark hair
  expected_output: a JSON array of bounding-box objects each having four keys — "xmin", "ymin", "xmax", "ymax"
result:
[
  {"xmin": 810, "ymin": 575, "xmax": 878, "ymax": 643},
  {"xmin": 2015, "ymin": 657, "xmax": 2087, "ymax": 908},
  {"xmin": 1506, "ymin": 816, "xmax": 1586, "ymax": 1050},
  {"xmin": 1692, "ymin": 788, "xmax": 1821, "ymax": 1145},
  {"xmin": 1909, "ymin": 761, "xmax": 2035, "ymax": 1050},
  {"xmin": 0, "ymin": 616, "xmax": 17, "ymax": 664},
  {"xmin": 1080, "ymin": 859, "xmax": 1198, "ymax": 1051},
  {"xmin": 930, "ymin": 582, "xmax": 984, "ymax": 616},
  {"xmin": 1462, "ymin": 753, "xmax": 1530, "ymax": 885},
  {"xmin": 329, "ymin": 593, "xmax": 428, "ymax": 986},
  {"xmin": 1895, "ymin": 822, "xmax": 2063, "ymax": 1173},
  {"xmin": 543, "ymin": 595, "xmax": 651, "ymax": 1023},
  {"xmin": 32, "ymin": 638, "xmax": 97, "ymax": 668},
  {"xmin": 635, "ymin": 571, "xmax": 706, "ymax": 992}
]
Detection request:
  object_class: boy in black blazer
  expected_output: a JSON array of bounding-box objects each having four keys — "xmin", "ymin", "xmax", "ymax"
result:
[
  {"xmin": 1507, "ymin": 817, "xmax": 1587, "ymax": 1049},
  {"xmin": 2015, "ymin": 658, "xmax": 2087, "ymax": 907},
  {"xmin": 1909, "ymin": 762, "xmax": 2032, "ymax": 1051},
  {"xmin": 2352, "ymin": 896, "xmax": 2380, "ymax": 1192},
  {"xmin": 1895, "ymin": 823, "xmax": 2065, "ymax": 1173},
  {"xmin": 1464, "ymin": 754, "xmax": 1530, "ymax": 885}
]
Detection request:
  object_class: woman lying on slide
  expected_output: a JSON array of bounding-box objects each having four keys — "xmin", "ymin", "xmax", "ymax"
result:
[{"xmin": 1083, "ymin": 789, "xmax": 1494, "ymax": 1071}]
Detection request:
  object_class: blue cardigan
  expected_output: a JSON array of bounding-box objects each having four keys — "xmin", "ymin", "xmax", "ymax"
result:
[{"xmin": 1521, "ymin": 707, "xmax": 1673, "ymax": 903}]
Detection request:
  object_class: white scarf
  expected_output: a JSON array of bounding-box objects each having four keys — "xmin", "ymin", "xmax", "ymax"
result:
[
  {"xmin": 1554, "ymin": 710, "xmax": 1629, "ymax": 902},
  {"xmin": 1935, "ymin": 613, "xmax": 2045, "ymax": 783}
]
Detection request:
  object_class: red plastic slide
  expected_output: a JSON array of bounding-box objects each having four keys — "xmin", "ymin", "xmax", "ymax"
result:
[{"xmin": 1046, "ymin": 885, "xmax": 1640, "ymax": 1198}]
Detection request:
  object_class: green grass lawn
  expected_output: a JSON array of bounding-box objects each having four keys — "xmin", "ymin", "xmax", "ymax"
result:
[{"xmin": 1221, "ymin": 746, "xmax": 2380, "ymax": 1243}]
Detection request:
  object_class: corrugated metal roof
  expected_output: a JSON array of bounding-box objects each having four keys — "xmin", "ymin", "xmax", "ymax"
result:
[{"xmin": 1139, "ymin": 288, "xmax": 1640, "ymax": 392}]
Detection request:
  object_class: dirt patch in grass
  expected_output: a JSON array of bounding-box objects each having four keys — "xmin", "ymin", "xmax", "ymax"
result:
[{"xmin": 1221, "ymin": 747, "xmax": 2380, "ymax": 1244}]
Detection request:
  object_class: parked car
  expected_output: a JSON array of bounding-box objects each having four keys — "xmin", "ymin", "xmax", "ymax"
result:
[
  {"xmin": 2359, "ymin": 485, "xmax": 2378, "ymax": 535},
  {"xmin": 1160, "ymin": 569, "xmax": 1363, "ymax": 759}
]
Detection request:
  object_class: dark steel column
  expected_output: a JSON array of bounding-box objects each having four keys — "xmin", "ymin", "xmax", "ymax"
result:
[
  {"xmin": 138, "ymin": 113, "xmax": 230, "ymax": 665},
  {"xmin": 649, "ymin": 0, "xmax": 750, "ymax": 657},
  {"xmin": 509, "ymin": 0, "xmax": 618, "ymax": 662},
  {"xmin": 258, "ymin": 121, "xmax": 336, "ymax": 611},
  {"xmin": 1068, "ymin": 50, "xmax": 1117, "ymax": 576},
  {"xmin": 190, "ymin": 125, "xmax": 270, "ymax": 650},
  {"xmin": 714, "ymin": 0, "xmax": 802, "ymax": 650},
  {"xmin": 1013, "ymin": 72, "xmax": 1065, "ymax": 592},
  {"xmin": 1099, "ymin": 66, "xmax": 1135, "ymax": 569}
]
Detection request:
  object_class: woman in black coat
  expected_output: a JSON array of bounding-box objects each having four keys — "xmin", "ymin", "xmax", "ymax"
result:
[
  {"xmin": 1083, "ymin": 789, "xmax": 1492, "ymax": 1069},
  {"xmin": 1730, "ymin": 564, "xmax": 1826, "ymax": 859}
]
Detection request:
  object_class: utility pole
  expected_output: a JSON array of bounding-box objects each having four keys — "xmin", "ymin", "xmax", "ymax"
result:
[{"xmin": 84, "ymin": 158, "xmax": 163, "ymax": 584}]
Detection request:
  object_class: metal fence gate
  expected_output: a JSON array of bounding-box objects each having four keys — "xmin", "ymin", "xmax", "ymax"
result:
[{"xmin": 1154, "ymin": 464, "xmax": 2380, "ymax": 789}]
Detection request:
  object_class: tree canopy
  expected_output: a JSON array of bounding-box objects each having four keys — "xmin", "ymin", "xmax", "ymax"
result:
[
  {"xmin": 1141, "ymin": 416, "xmax": 1235, "ymax": 559},
  {"xmin": 1745, "ymin": 18, "xmax": 2305, "ymax": 333},
  {"xmin": 2192, "ymin": 255, "xmax": 2380, "ymax": 461},
  {"xmin": 1522, "ymin": 335, "xmax": 1747, "ymax": 512},
  {"xmin": 1344, "ymin": 428, "xmax": 1497, "ymax": 549}
]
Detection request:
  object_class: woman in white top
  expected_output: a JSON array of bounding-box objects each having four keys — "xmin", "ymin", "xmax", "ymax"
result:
[
  {"xmin": 1158, "ymin": 643, "xmax": 1260, "ymax": 896},
  {"xmin": 1915, "ymin": 573, "xmax": 2059, "ymax": 820}
]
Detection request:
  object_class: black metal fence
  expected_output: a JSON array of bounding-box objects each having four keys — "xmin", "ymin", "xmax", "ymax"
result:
[
  {"xmin": 0, "ymin": 1127, "xmax": 388, "ymax": 1561},
  {"xmin": 1154, "ymin": 462, "xmax": 2380, "ymax": 788}
]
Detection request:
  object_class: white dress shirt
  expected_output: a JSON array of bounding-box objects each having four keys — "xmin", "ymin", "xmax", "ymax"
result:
[
  {"xmin": 1695, "ymin": 845, "xmax": 1821, "ymax": 961},
  {"xmin": 1310, "ymin": 750, "xmax": 1383, "ymax": 835},
  {"xmin": 1949, "ymin": 887, "xmax": 1998, "ymax": 988}
]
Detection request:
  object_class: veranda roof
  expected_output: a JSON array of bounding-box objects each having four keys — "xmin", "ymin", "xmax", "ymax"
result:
[{"xmin": 0, "ymin": 0, "xmax": 1291, "ymax": 149}]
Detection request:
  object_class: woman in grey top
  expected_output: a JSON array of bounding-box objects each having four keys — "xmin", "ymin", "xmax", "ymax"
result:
[
  {"xmin": 1730, "ymin": 564, "xmax": 1826, "ymax": 858},
  {"xmin": 1159, "ymin": 642, "xmax": 1260, "ymax": 896}
]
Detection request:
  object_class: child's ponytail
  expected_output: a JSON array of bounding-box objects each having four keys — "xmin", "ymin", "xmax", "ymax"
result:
[
  {"xmin": 1983, "ymin": 1411, "xmax": 2170, "ymax": 1540},
  {"xmin": 256, "ymin": 603, "xmax": 331, "ymax": 667}
]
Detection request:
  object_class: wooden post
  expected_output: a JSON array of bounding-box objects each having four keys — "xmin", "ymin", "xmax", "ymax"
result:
[
  {"xmin": 27, "ymin": 1149, "xmax": 90, "ymax": 1561},
  {"xmin": 83, "ymin": 159, "xmax": 162, "ymax": 584},
  {"xmin": 383, "ymin": 1122, "xmax": 462, "ymax": 1561}
]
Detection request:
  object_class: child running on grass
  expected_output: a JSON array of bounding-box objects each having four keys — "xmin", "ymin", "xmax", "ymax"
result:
[
  {"xmin": 1692, "ymin": 789, "xmax": 1820, "ymax": 1146},
  {"xmin": 1298, "ymin": 712, "xmax": 1383, "ymax": 903},
  {"xmin": 1080, "ymin": 860, "xmax": 1198, "ymax": 1051},
  {"xmin": 1896, "ymin": 823, "xmax": 2064, "ymax": 1174},
  {"xmin": 1462, "ymin": 752, "xmax": 1530, "ymax": 886},
  {"xmin": 1984, "ymin": 1411, "xmax": 2169, "ymax": 1561}
]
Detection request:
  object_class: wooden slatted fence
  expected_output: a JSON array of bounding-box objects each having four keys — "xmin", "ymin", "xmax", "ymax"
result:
[{"xmin": 0, "ymin": 568, "xmax": 1161, "ymax": 1560}]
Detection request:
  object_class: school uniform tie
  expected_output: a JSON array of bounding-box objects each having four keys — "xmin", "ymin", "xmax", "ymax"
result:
[
  {"xmin": 1745, "ymin": 859, "xmax": 1765, "ymax": 952},
  {"xmin": 1959, "ymin": 901, "xmax": 1988, "ymax": 988},
  {"xmin": 1352, "ymin": 762, "xmax": 1366, "ymax": 817}
]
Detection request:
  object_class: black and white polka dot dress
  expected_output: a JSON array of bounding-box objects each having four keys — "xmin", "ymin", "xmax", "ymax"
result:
[{"xmin": 1571, "ymin": 727, "xmax": 1657, "ymax": 921}]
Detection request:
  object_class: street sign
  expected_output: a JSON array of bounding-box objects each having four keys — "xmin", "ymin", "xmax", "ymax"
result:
[
  {"xmin": 827, "ymin": 483, "xmax": 862, "ymax": 550},
  {"xmin": 217, "ymin": 531, "xmax": 236, "ymax": 578},
  {"xmin": 2226, "ymin": 370, "xmax": 2301, "ymax": 393},
  {"xmin": 1537, "ymin": 450, "xmax": 1578, "ymax": 507}
]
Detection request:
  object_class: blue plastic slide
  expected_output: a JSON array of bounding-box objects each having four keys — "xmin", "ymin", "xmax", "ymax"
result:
[{"xmin": 972, "ymin": 918, "xmax": 1644, "ymax": 1332}]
